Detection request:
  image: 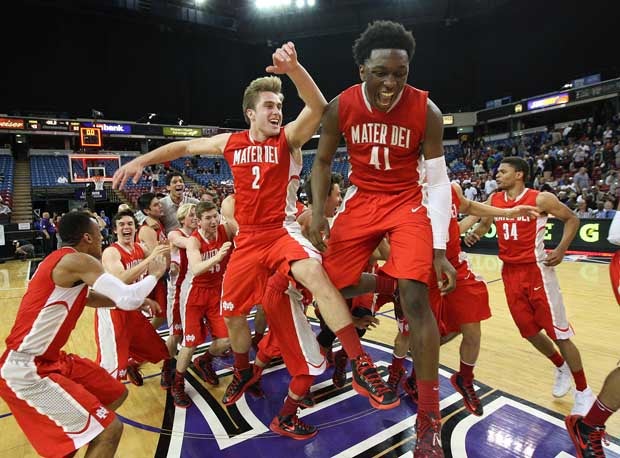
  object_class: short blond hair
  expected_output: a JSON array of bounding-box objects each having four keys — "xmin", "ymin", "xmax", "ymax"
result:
[
  {"xmin": 176, "ymin": 203, "xmax": 196, "ymax": 225},
  {"xmin": 242, "ymin": 76, "xmax": 284, "ymax": 124}
]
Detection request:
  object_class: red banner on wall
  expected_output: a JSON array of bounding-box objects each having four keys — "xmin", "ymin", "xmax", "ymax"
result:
[{"xmin": 0, "ymin": 118, "xmax": 24, "ymax": 129}]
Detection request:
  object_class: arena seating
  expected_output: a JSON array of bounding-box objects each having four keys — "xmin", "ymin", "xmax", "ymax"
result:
[{"xmin": 0, "ymin": 151, "xmax": 14, "ymax": 210}]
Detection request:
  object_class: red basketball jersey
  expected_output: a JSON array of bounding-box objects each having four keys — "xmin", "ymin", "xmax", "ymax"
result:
[
  {"xmin": 138, "ymin": 219, "xmax": 167, "ymax": 243},
  {"xmin": 111, "ymin": 242, "xmax": 145, "ymax": 282},
  {"xmin": 3, "ymin": 247, "xmax": 89, "ymax": 360},
  {"xmin": 188, "ymin": 225, "xmax": 230, "ymax": 288},
  {"xmin": 446, "ymin": 186, "xmax": 462, "ymax": 261},
  {"xmin": 169, "ymin": 228, "xmax": 189, "ymax": 288},
  {"xmin": 491, "ymin": 188, "xmax": 546, "ymax": 264},
  {"xmin": 338, "ymin": 83, "xmax": 428, "ymax": 192},
  {"xmin": 610, "ymin": 251, "xmax": 620, "ymax": 305},
  {"xmin": 223, "ymin": 129, "xmax": 301, "ymax": 228}
]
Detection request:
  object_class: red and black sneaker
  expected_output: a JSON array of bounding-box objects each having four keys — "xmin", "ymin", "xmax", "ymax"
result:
[
  {"xmin": 269, "ymin": 414, "xmax": 318, "ymax": 440},
  {"xmin": 251, "ymin": 333, "xmax": 264, "ymax": 353},
  {"xmin": 332, "ymin": 350, "xmax": 348, "ymax": 389},
  {"xmin": 565, "ymin": 415, "xmax": 608, "ymax": 458},
  {"xmin": 450, "ymin": 373, "xmax": 482, "ymax": 416},
  {"xmin": 222, "ymin": 366, "xmax": 256, "ymax": 406},
  {"xmin": 298, "ymin": 392, "xmax": 315, "ymax": 410},
  {"xmin": 246, "ymin": 381, "xmax": 265, "ymax": 399},
  {"xmin": 171, "ymin": 375, "xmax": 192, "ymax": 409},
  {"xmin": 160, "ymin": 359, "xmax": 174, "ymax": 391},
  {"xmin": 194, "ymin": 354, "xmax": 219, "ymax": 386},
  {"xmin": 387, "ymin": 364, "xmax": 406, "ymax": 393},
  {"xmin": 414, "ymin": 412, "xmax": 444, "ymax": 457},
  {"xmin": 126, "ymin": 359, "xmax": 144, "ymax": 387},
  {"xmin": 403, "ymin": 373, "xmax": 418, "ymax": 404},
  {"xmin": 351, "ymin": 353, "xmax": 399, "ymax": 410}
]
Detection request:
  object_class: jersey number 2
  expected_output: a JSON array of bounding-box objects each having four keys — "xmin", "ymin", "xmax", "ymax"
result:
[
  {"xmin": 369, "ymin": 146, "xmax": 392, "ymax": 170},
  {"xmin": 251, "ymin": 166, "xmax": 260, "ymax": 189}
]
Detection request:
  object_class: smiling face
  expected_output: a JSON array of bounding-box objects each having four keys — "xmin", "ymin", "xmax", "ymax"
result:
[
  {"xmin": 167, "ymin": 175, "xmax": 185, "ymax": 200},
  {"xmin": 198, "ymin": 208, "xmax": 219, "ymax": 238},
  {"xmin": 183, "ymin": 207, "xmax": 198, "ymax": 231},
  {"xmin": 114, "ymin": 215, "xmax": 136, "ymax": 246},
  {"xmin": 246, "ymin": 91, "xmax": 283, "ymax": 138},
  {"xmin": 360, "ymin": 49, "xmax": 409, "ymax": 112}
]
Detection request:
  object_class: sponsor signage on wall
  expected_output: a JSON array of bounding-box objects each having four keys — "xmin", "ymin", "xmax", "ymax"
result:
[{"xmin": 0, "ymin": 118, "xmax": 24, "ymax": 129}]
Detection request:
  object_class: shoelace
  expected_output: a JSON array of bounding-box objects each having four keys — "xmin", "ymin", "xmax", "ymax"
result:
[
  {"xmin": 588, "ymin": 428, "xmax": 609, "ymax": 457},
  {"xmin": 462, "ymin": 380, "xmax": 479, "ymax": 405},
  {"xmin": 358, "ymin": 358, "xmax": 390, "ymax": 395},
  {"xmin": 387, "ymin": 367, "xmax": 403, "ymax": 387},
  {"xmin": 290, "ymin": 415, "xmax": 313, "ymax": 432}
]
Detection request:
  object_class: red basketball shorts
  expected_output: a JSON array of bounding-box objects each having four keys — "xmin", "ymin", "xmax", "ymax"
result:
[
  {"xmin": 0, "ymin": 351, "xmax": 125, "ymax": 458},
  {"xmin": 501, "ymin": 262, "xmax": 573, "ymax": 340},
  {"xmin": 221, "ymin": 223, "xmax": 321, "ymax": 317},
  {"xmin": 610, "ymin": 250, "xmax": 620, "ymax": 305},
  {"xmin": 148, "ymin": 278, "xmax": 168, "ymax": 319},
  {"xmin": 181, "ymin": 283, "xmax": 228, "ymax": 347},
  {"xmin": 95, "ymin": 308, "xmax": 169, "ymax": 379},
  {"xmin": 260, "ymin": 286, "xmax": 325, "ymax": 377},
  {"xmin": 428, "ymin": 252, "xmax": 491, "ymax": 336},
  {"xmin": 323, "ymin": 186, "xmax": 432, "ymax": 289}
]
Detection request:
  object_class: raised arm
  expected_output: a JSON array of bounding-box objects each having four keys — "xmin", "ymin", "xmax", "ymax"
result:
[
  {"xmin": 102, "ymin": 244, "xmax": 168, "ymax": 284},
  {"xmin": 112, "ymin": 133, "xmax": 230, "ymax": 189},
  {"xmin": 537, "ymin": 191, "xmax": 579, "ymax": 266},
  {"xmin": 455, "ymin": 183, "xmax": 539, "ymax": 219},
  {"xmin": 266, "ymin": 42, "xmax": 327, "ymax": 150},
  {"xmin": 308, "ymin": 97, "xmax": 340, "ymax": 252},
  {"xmin": 186, "ymin": 236, "xmax": 232, "ymax": 277}
]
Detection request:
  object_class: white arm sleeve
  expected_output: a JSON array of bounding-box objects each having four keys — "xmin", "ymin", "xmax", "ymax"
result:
[
  {"xmin": 425, "ymin": 156, "xmax": 451, "ymax": 249},
  {"xmin": 92, "ymin": 273, "xmax": 158, "ymax": 311},
  {"xmin": 608, "ymin": 212, "xmax": 620, "ymax": 245}
]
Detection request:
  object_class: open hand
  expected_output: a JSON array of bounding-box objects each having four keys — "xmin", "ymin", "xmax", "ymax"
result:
[{"xmin": 266, "ymin": 41, "xmax": 300, "ymax": 75}]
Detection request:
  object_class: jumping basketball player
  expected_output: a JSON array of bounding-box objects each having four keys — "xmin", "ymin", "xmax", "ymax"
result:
[
  {"xmin": 113, "ymin": 41, "xmax": 397, "ymax": 410},
  {"xmin": 308, "ymin": 21, "xmax": 455, "ymax": 456},
  {"xmin": 0, "ymin": 212, "xmax": 166, "ymax": 457},
  {"xmin": 466, "ymin": 156, "xmax": 595, "ymax": 416},
  {"xmin": 565, "ymin": 206, "xmax": 620, "ymax": 457}
]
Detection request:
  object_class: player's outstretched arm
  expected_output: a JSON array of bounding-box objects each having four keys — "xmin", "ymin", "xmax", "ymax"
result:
[
  {"xmin": 423, "ymin": 99, "xmax": 455, "ymax": 294},
  {"xmin": 308, "ymin": 97, "xmax": 340, "ymax": 252},
  {"xmin": 537, "ymin": 191, "xmax": 579, "ymax": 266},
  {"xmin": 112, "ymin": 133, "xmax": 230, "ymax": 190},
  {"xmin": 455, "ymin": 184, "xmax": 539, "ymax": 219},
  {"xmin": 267, "ymin": 42, "xmax": 327, "ymax": 149}
]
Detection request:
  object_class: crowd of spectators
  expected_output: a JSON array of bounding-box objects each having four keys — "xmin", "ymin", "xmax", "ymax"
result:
[{"xmin": 447, "ymin": 113, "xmax": 620, "ymax": 218}]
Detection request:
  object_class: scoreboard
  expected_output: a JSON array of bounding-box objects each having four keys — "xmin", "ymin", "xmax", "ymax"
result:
[{"xmin": 79, "ymin": 127, "xmax": 103, "ymax": 148}]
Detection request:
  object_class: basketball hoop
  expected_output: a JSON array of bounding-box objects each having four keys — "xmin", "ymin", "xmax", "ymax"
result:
[{"xmin": 93, "ymin": 175, "xmax": 105, "ymax": 191}]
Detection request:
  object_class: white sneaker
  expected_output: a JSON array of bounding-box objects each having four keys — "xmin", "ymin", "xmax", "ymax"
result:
[
  {"xmin": 552, "ymin": 362, "xmax": 572, "ymax": 398},
  {"xmin": 571, "ymin": 386, "xmax": 595, "ymax": 416}
]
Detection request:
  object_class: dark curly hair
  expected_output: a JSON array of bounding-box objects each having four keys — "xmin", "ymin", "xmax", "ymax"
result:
[{"xmin": 353, "ymin": 20, "xmax": 416, "ymax": 66}]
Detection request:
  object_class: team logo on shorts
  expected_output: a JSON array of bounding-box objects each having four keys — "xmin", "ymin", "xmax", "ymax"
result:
[
  {"xmin": 185, "ymin": 334, "xmax": 196, "ymax": 343},
  {"xmin": 95, "ymin": 407, "xmax": 109, "ymax": 420},
  {"xmin": 221, "ymin": 301, "xmax": 234, "ymax": 311}
]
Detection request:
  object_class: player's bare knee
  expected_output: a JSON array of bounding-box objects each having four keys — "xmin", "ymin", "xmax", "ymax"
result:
[
  {"xmin": 397, "ymin": 280, "xmax": 428, "ymax": 316},
  {"xmin": 291, "ymin": 258, "xmax": 325, "ymax": 290},
  {"xmin": 107, "ymin": 389, "xmax": 128, "ymax": 411},
  {"xmin": 95, "ymin": 418, "xmax": 123, "ymax": 445}
]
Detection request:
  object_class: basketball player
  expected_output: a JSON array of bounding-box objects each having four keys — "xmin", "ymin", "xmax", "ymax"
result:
[
  {"xmin": 401, "ymin": 182, "xmax": 538, "ymax": 416},
  {"xmin": 137, "ymin": 192, "xmax": 170, "ymax": 330},
  {"xmin": 113, "ymin": 41, "xmax": 397, "ymax": 410},
  {"xmin": 565, "ymin": 207, "xmax": 620, "ymax": 457},
  {"xmin": 160, "ymin": 172, "xmax": 199, "ymax": 233},
  {"xmin": 160, "ymin": 203, "xmax": 197, "ymax": 389},
  {"xmin": 95, "ymin": 209, "xmax": 171, "ymax": 385},
  {"xmin": 465, "ymin": 156, "xmax": 595, "ymax": 416},
  {"xmin": 308, "ymin": 21, "xmax": 455, "ymax": 455},
  {"xmin": 171, "ymin": 201, "xmax": 234, "ymax": 408},
  {"xmin": 0, "ymin": 212, "xmax": 166, "ymax": 457}
]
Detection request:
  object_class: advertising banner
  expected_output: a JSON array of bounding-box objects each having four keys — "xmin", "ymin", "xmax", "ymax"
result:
[{"xmin": 163, "ymin": 127, "xmax": 202, "ymax": 137}]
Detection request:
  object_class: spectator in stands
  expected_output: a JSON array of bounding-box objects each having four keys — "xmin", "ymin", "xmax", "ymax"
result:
[
  {"xmin": 596, "ymin": 200, "xmax": 617, "ymax": 219},
  {"xmin": 573, "ymin": 167, "xmax": 591, "ymax": 193},
  {"xmin": 574, "ymin": 201, "xmax": 594, "ymax": 219},
  {"xmin": 484, "ymin": 174, "xmax": 498, "ymax": 197},
  {"xmin": 56, "ymin": 175, "xmax": 68, "ymax": 184},
  {"xmin": 200, "ymin": 189, "xmax": 219, "ymax": 206},
  {"xmin": 463, "ymin": 182, "xmax": 478, "ymax": 201},
  {"xmin": 12, "ymin": 240, "xmax": 35, "ymax": 260},
  {"xmin": 0, "ymin": 196, "xmax": 11, "ymax": 215}
]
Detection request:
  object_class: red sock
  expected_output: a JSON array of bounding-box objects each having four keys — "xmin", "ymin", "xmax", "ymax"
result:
[
  {"xmin": 375, "ymin": 274, "xmax": 397, "ymax": 296},
  {"xmin": 459, "ymin": 360, "xmax": 475, "ymax": 382},
  {"xmin": 417, "ymin": 379, "xmax": 440, "ymax": 416},
  {"xmin": 391, "ymin": 354, "xmax": 405, "ymax": 371},
  {"xmin": 335, "ymin": 323, "xmax": 363, "ymax": 360},
  {"xmin": 175, "ymin": 370, "xmax": 185, "ymax": 382},
  {"xmin": 548, "ymin": 352, "xmax": 565, "ymax": 368},
  {"xmin": 279, "ymin": 395, "xmax": 300, "ymax": 418},
  {"xmin": 572, "ymin": 369, "xmax": 588, "ymax": 392},
  {"xmin": 584, "ymin": 398, "xmax": 616, "ymax": 427},
  {"xmin": 234, "ymin": 351, "xmax": 250, "ymax": 371}
]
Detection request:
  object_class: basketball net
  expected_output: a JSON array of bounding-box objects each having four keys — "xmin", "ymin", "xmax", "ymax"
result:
[{"xmin": 93, "ymin": 175, "xmax": 105, "ymax": 191}]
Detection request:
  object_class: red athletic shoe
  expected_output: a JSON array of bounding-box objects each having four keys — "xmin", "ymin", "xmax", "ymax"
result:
[
  {"xmin": 194, "ymin": 354, "xmax": 219, "ymax": 386},
  {"xmin": 332, "ymin": 350, "xmax": 348, "ymax": 389},
  {"xmin": 126, "ymin": 358, "xmax": 144, "ymax": 387},
  {"xmin": 298, "ymin": 392, "xmax": 315, "ymax": 410},
  {"xmin": 269, "ymin": 414, "xmax": 318, "ymax": 440},
  {"xmin": 414, "ymin": 412, "xmax": 444, "ymax": 457},
  {"xmin": 450, "ymin": 373, "xmax": 482, "ymax": 416},
  {"xmin": 222, "ymin": 366, "xmax": 259, "ymax": 406},
  {"xmin": 565, "ymin": 414, "xmax": 608, "ymax": 458},
  {"xmin": 351, "ymin": 353, "xmax": 399, "ymax": 410},
  {"xmin": 387, "ymin": 364, "xmax": 406, "ymax": 392},
  {"xmin": 160, "ymin": 359, "xmax": 174, "ymax": 390},
  {"xmin": 171, "ymin": 374, "xmax": 192, "ymax": 409},
  {"xmin": 403, "ymin": 374, "xmax": 418, "ymax": 404}
]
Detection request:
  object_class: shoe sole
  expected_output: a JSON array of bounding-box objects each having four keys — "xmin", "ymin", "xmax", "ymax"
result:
[
  {"xmin": 450, "ymin": 375, "xmax": 483, "ymax": 417},
  {"xmin": 564, "ymin": 415, "xmax": 586, "ymax": 458},
  {"xmin": 553, "ymin": 388, "xmax": 572, "ymax": 398},
  {"xmin": 173, "ymin": 400, "xmax": 192, "ymax": 409},
  {"xmin": 222, "ymin": 375, "xmax": 259, "ymax": 406},
  {"xmin": 352, "ymin": 378, "xmax": 400, "ymax": 410},
  {"xmin": 269, "ymin": 423, "xmax": 318, "ymax": 440},
  {"xmin": 193, "ymin": 362, "xmax": 219, "ymax": 386}
]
